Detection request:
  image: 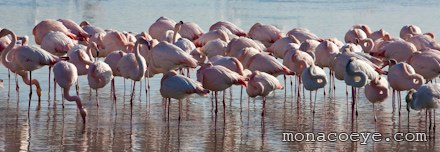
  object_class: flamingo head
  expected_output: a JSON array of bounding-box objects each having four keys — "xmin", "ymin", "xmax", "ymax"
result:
[
  {"xmin": 0, "ymin": 28, "xmax": 12, "ymax": 38},
  {"xmin": 79, "ymin": 107, "xmax": 88, "ymax": 124},
  {"xmin": 79, "ymin": 21, "xmax": 90, "ymax": 27},
  {"xmin": 405, "ymin": 89, "xmax": 417, "ymax": 112},
  {"xmin": 174, "ymin": 21, "xmax": 184, "ymax": 33}
]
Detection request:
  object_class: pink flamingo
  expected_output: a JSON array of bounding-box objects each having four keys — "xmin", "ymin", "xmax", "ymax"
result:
[
  {"xmin": 1, "ymin": 28, "xmax": 66, "ymax": 106},
  {"xmin": 400, "ymin": 25, "xmax": 422, "ymax": 40},
  {"xmin": 406, "ymin": 83, "xmax": 440, "ymax": 132},
  {"xmin": 209, "ymin": 21, "xmax": 247, "ymax": 37},
  {"xmin": 387, "ymin": 59, "xmax": 425, "ymax": 113},
  {"xmin": 57, "ymin": 19, "xmax": 90, "ymax": 41},
  {"xmin": 283, "ymin": 50, "xmax": 314, "ymax": 97},
  {"xmin": 197, "ymin": 63, "xmax": 247, "ymax": 113},
  {"xmin": 299, "ymin": 39, "xmax": 320, "ymax": 59},
  {"xmin": 226, "ymin": 37, "xmax": 265, "ymax": 58},
  {"xmin": 344, "ymin": 57, "xmax": 380, "ymax": 118},
  {"xmin": 200, "ymin": 39, "xmax": 227, "ymax": 59},
  {"xmin": 53, "ymin": 61, "xmax": 87, "ymax": 124},
  {"xmin": 246, "ymin": 71, "xmax": 283, "ymax": 116},
  {"xmin": 87, "ymin": 60, "xmax": 113, "ymax": 106},
  {"xmin": 370, "ymin": 29, "xmax": 390, "ymax": 41},
  {"xmin": 33, "ymin": 19, "xmax": 77, "ymax": 45},
  {"xmin": 41, "ymin": 31, "xmax": 76, "ymax": 56},
  {"xmin": 351, "ymin": 24, "xmax": 373, "ymax": 38},
  {"xmin": 175, "ymin": 38, "xmax": 207, "ymax": 64},
  {"xmin": 179, "ymin": 21, "xmax": 204, "ymax": 41},
  {"xmin": 407, "ymin": 50, "xmax": 440, "ymax": 81},
  {"xmin": 365, "ymin": 77, "xmax": 389, "ymax": 121},
  {"xmin": 193, "ymin": 29, "xmax": 229, "ymax": 47},
  {"xmin": 104, "ymin": 50, "xmax": 127, "ymax": 101},
  {"xmin": 248, "ymin": 23, "xmax": 283, "ymax": 47},
  {"xmin": 240, "ymin": 49, "xmax": 293, "ymax": 77},
  {"xmin": 286, "ymin": 28, "xmax": 321, "ymax": 43},
  {"xmin": 160, "ymin": 70, "xmax": 209, "ymax": 120},
  {"xmin": 67, "ymin": 42, "xmax": 99, "ymax": 95},
  {"xmin": 80, "ymin": 21, "xmax": 105, "ymax": 36},
  {"xmin": 116, "ymin": 37, "xmax": 150, "ymax": 105},
  {"xmin": 100, "ymin": 31, "xmax": 134, "ymax": 57},
  {"xmin": 314, "ymin": 40, "xmax": 340, "ymax": 68},
  {"xmin": 148, "ymin": 16, "xmax": 176, "ymax": 41},
  {"xmin": 407, "ymin": 33, "xmax": 440, "ymax": 51},
  {"xmin": 267, "ymin": 35, "xmax": 300, "ymax": 59},
  {"xmin": 371, "ymin": 39, "xmax": 417, "ymax": 62}
]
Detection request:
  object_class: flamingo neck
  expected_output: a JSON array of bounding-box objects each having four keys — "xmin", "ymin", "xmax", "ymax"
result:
[
  {"xmin": 1, "ymin": 30, "xmax": 16, "ymax": 67},
  {"xmin": 134, "ymin": 41, "xmax": 145, "ymax": 80},
  {"xmin": 63, "ymin": 86, "xmax": 83, "ymax": 108}
]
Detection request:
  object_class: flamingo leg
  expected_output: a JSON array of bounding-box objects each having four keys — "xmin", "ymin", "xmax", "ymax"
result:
[
  {"xmin": 28, "ymin": 71, "xmax": 32, "ymax": 109},
  {"xmin": 76, "ymin": 81, "xmax": 79, "ymax": 96},
  {"xmin": 434, "ymin": 109, "xmax": 436, "ymax": 132},
  {"xmin": 130, "ymin": 81, "xmax": 136, "ymax": 108},
  {"xmin": 284, "ymin": 75, "xmax": 286, "ymax": 96},
  {"xmin": 8, "ymin": 69, "xmax": 10, "ymax": 97},
  {"xmin": 96, "ymin": 89, "xmax": 99, "ymax": 107},
  {"xmin": 373, "ymin": 103, "xmax": 377, "ymax": 122},
  {"xmin": 168, "ymin": 98, "xmax": 171, "ymax": 120},
  {"xmin": 15, "ymin": 73, "xmax": 19, "ymax": 92},
  {"xmin": 48, "ymin": 66, "xmax": 51, "ymax": 100},
  {"xmin": 261, "ymin": 97, "xmax": 266, "ymax": 117},
  {"xmin": 178, "ymin": 99, "xmax": 181, "ymax": 122},
  {"xmin": 313, "ymin": 90, "xmax": 317, "ymax": 115},
  {"xmin": 215, "ymin": 91, "xmax": 218, "ymax": 114},
  {"xmin": 54, "ymin": 77, "xmax": 56, "ymax": 101},
  {"xmin": 223, "ymin": 91, "xmax": 226, "ymax": 113},
  {"xmin": 398, "ymin": 91, "xmax": 401, "ymax": 116},
  {"xmin": 351, "ymin": 86, "xmax": 355, "ymax": 120}
]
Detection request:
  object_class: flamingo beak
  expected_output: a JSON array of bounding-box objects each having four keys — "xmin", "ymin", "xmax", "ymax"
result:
[{"xmin": 238, "ymin": 79, "xmax": 247, "ymax": 87}]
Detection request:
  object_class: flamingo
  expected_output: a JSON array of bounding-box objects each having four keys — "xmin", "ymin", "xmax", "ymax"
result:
[
  {"xmin": 148, "ymin": 16, "xmax": 176, "ymax": 41},
  {"xmin": 209, "ymin": 26, "xmax": 238, "ymax": 41},
  {"xmin": 365, "ymin": 77, "xmax": 390, "ymax": 122},
  {"xmin": 209, "ymin": 21, "xmax": 247, "ymax": 37},
  {"xmin": 370, "ymin": 39, "xmax": 417, "ymax": 62},
  {"xmin": 53, "ymin": 61, "xmax": 87, "ymax": 124},
  {"xmin": 286, "ymin": 28, "xmax": 321, "ymax": 43},
  {"xmin": 370, "ymin": 29, "xmax": 390, "ymax": 41},
  {"xmin": 178, "ymin": 21, "xmax": 204, "ymax": 41},
  {"xmin": 267, "ymin": 35, "xmax": 300, "ymax": 59},
  {"xmin": 407, "ymin": 50, "xmax": 440, "ymax": 81},
  {"xmin": 1, "ymin": 28, "xmax": 66, "ymax": 106},
  {"xmin": 344, "ymin": 57, "xmax": 380, "ymax": 118},
  {"xmin": 248, "ymin": 23, "xmax": 283, "ymax": 47},
  {"xmin": 301, "ymin": 64, "xmax": 327, "ymax": 114},
  {"xmin": 193, "ymin": 29, "xmax": 229, "ymax": 47},
  {"xmin": 99, "ymin": 31, "xmax": 134, "ymax": 57},
  {"xmin": 345, "ymin": 28, "xmax": 368, "ymax": 44},
  {"xmin": 299, "ymin": 39, "xmax": 320, "ymax": 59},
  {"xmin": 351, "ymin": 24, "xmax": 373, "ymax": 38},
  {"xmin": 400, "ymin": 25, "xmax": 422, "ymax": 40},
  {"xmin": 41, "ymin": 31, "xmax": 76, "ymax": 56},
  {"xmin": 246, "ymin": 71, "xmax": 283, "ymax": 116},
  {"xmin": 226, "ymin": 37, "xmax": 265, "ymax": 58},
  {"xmin": 200, "ymin": 39, "xmax": 227, "ymax": 59},
  {"xmin": 388, "ymin": 59, "xmax": 425, "ymax": 113},
  {"xmin": 240, "ymin": 48, "xmax": 293, "ymax": 77},
  {"xmin": 175, "ymin": 38, "xmax": 206, "ymax": 65},
  {"xmin": 283, "ymin": 50, "xmax": 314, "ymax": 97},
  {"xmin": 160, "ymin": 70, "xmax": 209, "ymax": 120},
  {"xmin": 87, "ymin": 60, "xmax": 113, "ymax": 106},
  {"xmin": 314, "ymin": 40, "xmax": 340, "ymax": 68},
  {"xmin": 406, "ymin": 83, "xmax": 440, "ymax": 132},
  {"xmin": 197, "ymin": 63, "xmax": 247, "ymax": 113},
  {"xmin": 57, "ymin": 19, "xmax": 90, "ymax": 41},
  {"xmin": 80, "ymin": 21, "xmax": 105, "ymax": 36},
  {"xmin": 104, "ymin": 50, "xmax": 127, "ymax": 101},
  {"xmin": 116, "ymin": 37, "xmax": 150, "ymax": 105},
  {"xmin": 407, "ymin": 33, "xmax": 440, "ymax": 51},
  {"xmin": 33, "ymin": 19, "xmax": 77, "ymax": 45}
]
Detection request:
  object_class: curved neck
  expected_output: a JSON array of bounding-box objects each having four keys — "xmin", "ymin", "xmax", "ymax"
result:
[
  {"xmin": 63, "ymin": 86, "xmax": 83, "ymax": 108},
  {"xmin": 86, "ymin": 44, "xmax": 95, "ymax": 63},
  {"xmin": 134, "ymin": 41, "xmax": 146, "ymax": 80},
  {"xmin": 409, "ymin": 74, "xmax": 424, "ymax": 90},
  {"xmin": 1, "ymin": 30, "xmax": 16, "ymax": 67},
  {"xmin": 345, "ymin": 61, "xmax": 368, "ymax": 87},
  {"xmin": 308, "ymin": 65, "xmax": 327, "ymax": 86}
]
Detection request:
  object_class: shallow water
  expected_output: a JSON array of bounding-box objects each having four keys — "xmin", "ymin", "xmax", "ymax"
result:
[{"xmin": 0, "ymin": 0, "xmax": 439, "ymax": 151}]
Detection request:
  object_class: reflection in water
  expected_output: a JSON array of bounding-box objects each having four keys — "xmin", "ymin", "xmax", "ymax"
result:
[{"xmin": 0, "ymin": 0, "xmax": 439, "ymax": 151}]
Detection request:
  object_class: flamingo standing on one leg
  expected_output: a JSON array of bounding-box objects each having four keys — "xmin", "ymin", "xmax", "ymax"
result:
[
  {"xmin": 365, "ymin": 77, "xmax": 390, "ymax": 122},
  {"xmin": 160, "ymin": 70, "xmax": 209, "ymax": 121},
  {"xmin": 87, "ymin": 60, "xmax": 113, "ymax": 106},
  {"xmin": 53, "ymin": 61, "xmax": 87, "ymax": 124},
  {"xmin": 246, "ymin": 71, "xmax": 283, "ymax": 116}
]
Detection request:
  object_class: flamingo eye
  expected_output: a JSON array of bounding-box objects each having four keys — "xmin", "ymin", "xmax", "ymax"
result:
[
  {"xmin": 379, "ymin": 91, "xmax": 383, "ymax": 95},
  {"xmin": 354, "ymin": 76, "xmax": 361, "ymax": 82},
  {"xmin": 413, "ymin": 79, "xmax": 419, "ymax": 84},
  {"xmin": 317, "ymin": 79, "xmax": 323, "ymax": 83}
]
